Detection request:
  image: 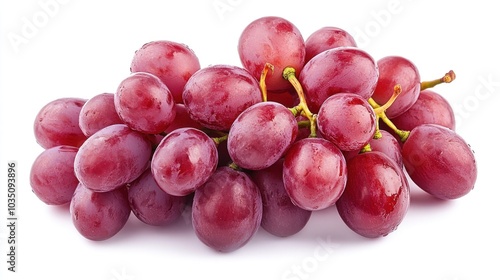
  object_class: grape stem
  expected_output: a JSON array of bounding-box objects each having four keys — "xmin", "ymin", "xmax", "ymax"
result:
[
  {"xmin": 282, "ymin": 67, "xmax": 317, "ymax": 137},
  {"xmin": 212, "ymin": 134, "xmax": 228, "ymax": 146},
  {"xmin": 420, "ymin": 70, "xmax": 456, "ymax": 91},
  {"xmin": 369, "ymin": 84, "xmax": 410, "ymax": 142},
  {"xmin": 259, "ymin": 63, "xmax": 274, "ymax": 102}
]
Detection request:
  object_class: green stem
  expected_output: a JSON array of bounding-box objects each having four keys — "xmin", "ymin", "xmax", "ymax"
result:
[
  {"xmin": 420, "ymin": 70, "xmax": 456, "ymax": 90},
  {"xmin": 212, "ymin": 134, "xmax": 228, "ymax": 146}
]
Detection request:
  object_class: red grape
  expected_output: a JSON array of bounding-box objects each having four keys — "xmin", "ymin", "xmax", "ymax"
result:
[
  {"xmin": 345, "ymin": 130, "xmax": 404, "ymax": 168},
  {"xmin": 30, "ymin": 145, "xmax": 79, "ymax": 205},
  {"xmin": 227, "ymin": 101, "xmax": 298, "ymax": 170},
  {"xmin": 74, "ymin": 124, "xmax": 152, "ymax": 192},
  {"xmin": 128, "ymin": 168, "xmax": 187, "ymax": 226},
  {"xmin": 164, "ymin": 103, "xmax": 204, "ymax": 134},
  {"xmin": 151, "ymin": 128, "xmax": 218, "ymax": 196},
  {"xmin": 371, "ymin": 56, "xmax": 421, "ymax": 118},
  {"xmin": 192, "ymin": 167, "xmax": 262, "ymax": 252},
  {"xmin": 79, "ymin": 93, "xmax": 123, "ymax": 137},
  {"xmin": 70, "ymin": 183, "xmax": 130, "ymax": 241},
  {"xmin": 182, "ymin": 64, "xmax": 262, "ymax": 131},
  {"xmin": 317, "ymin": 93, "xmax": 376, "ymax": 151},
  {"xmin": 130, "ymin": 40, "xmax": 201, "ymax": 103},
  {"xmin": 238, "ymin": 16, "xmax": 305, "ymax": 92},
  {"xmin": 283, "ymin": 138, "xmax": 347, "ymax": 211},
  {"xmin": 34, "ymin": 97, "xmax": 87, "ymax": 149},
  {"xmin": 299, "ymin": 47, "xmax": 379, "ymax": 113},
  {"xmin": 304, "ymin": 26, "xmax": 357, "ymax": 63},
  {"xmin": 250, "ymin": 161, "xmax": 312, "ymax": 237},
  {"xmin": 115, "ymin": 72, "xmax": 176, "ymax": 134},
  {"xmin": 336, "ymin": 151, "xmax": 410, "ymax": 238},
  {"xmin": 402, "ymin": 124, "xmax": 477, "ymax": 199},
  {"xmin": 391, "ymin": 89, "xmax": 456, "ymax": 131}
]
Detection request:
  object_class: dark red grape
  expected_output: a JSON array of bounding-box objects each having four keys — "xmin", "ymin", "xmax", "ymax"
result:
[
  {"xmin": 182, "ymin": 64, "xmax": 262, "ymax": 131},
  {"xmin": 130, "ymin": 40, "xmax": 201, "ymax": 103},
  {"xmin": 317, "ymin": 93, "xmax": 376, "ymax": 151},
  {"xmin": 70, "ymin": 183, "xmax": 130, "ymax": 241},
  {"xmin": 304, "ymin": 26, "xmax": 357, "ymax": 63},
  {"xmin": 128, "ymin": 168, "xmax": 187, "ymax": 226},
  {"xmin": 151, "ymin": 128, "xmax": 218, "ymax": 196},
  {"xmin": 79, "ymin": 93, "xmax": 123, "ymax": 137},
  {"xmin": 250, "ymin": 161, "xmax": 311, "ymax": 237},
  {"xmin": 283, "ymin": 138, "xmax": 347, "ymax": 211},
  {"xmin": 115, "ymin": 72, "xmax": 176, "ymax": 134},
  {"xmin": 192, "ymin": 167, "xmax": 262, "ymax": 252},
  {"xmin": 30, "ymin": 145, "xmax": 79, "ymax": 205},
  {"xmin": 34, "ymin": 97, "xmax": 87, "ymax": 149},
  {"xmin": 238, "ymin": 16, "xmax": 305, "ymax": 92},
  {"xmin": 74, "ymin": 124, "xmax": 152, "ymax": 192},
  {"xmin": 299, "ymin": 47, "xmax": 379, "ymax": 113},
  {"xmin": 402, "ymin": 124, "xmax": 477, "ymax": 199},
  {"xmin": 371, "ymin": 56, "xmax": 421, "ymax": 118},
  {"xmin": 336, "ymin": 151, "xmax": 410, "ymax": 238},
  {"xmin": 391, "ymin": 89, "xmax": 455, "ymax": 131},
  {"xmin": 227, "ymin": 101, "xmax": 298, "ymax": 170}
]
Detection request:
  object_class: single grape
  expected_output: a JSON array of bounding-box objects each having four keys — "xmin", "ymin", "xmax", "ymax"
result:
[
  {"xmin": 371, "ymin": 56, "xmax": 421, "ymax": 118},
  {"xmin": 74, "ymin": 124, "xmax": 152, "ymax": 192},
  {"xmin": 192, "ymin": 166, "xmax": 262, "ymax": 252},
  {"xmin": 238, "ymin": 16, "xmax": 305, "ymax": 92},
  {"xmin": 151, "ymin": 128, "xmax": 218, "ymax": 196},
  {"xmin": 391, "ymin": 89, "xmax": 455, "ymax": 131},
  {"xmin": 34, "ymin": 97, "xmax": 88, "ymax": 149},
  {"xmin": 227, "ymin": 101, "xmax": 298, "ymax": 170},
  {"xmin": 79, "ymin": 93, "xmax": 123, "ymax": 137},
  {"xmin": 70, "ymin": 183, "xmax": 130, "ymax": 241},
  {"xmin": 250, "ymin": 161, "xmax": 312, "ymax": 237},
  {"xmin": 345, "ymin": 130, "xmax": 403, "ymax": 168},
  {"xmin": 182, "ymin": 64, "xmax": 262, "ymax": 131},
  {"xmin": 304, "ymin": 26, "xmax": 357, "ymax": 63},
  {"xmin": 402, "ymin": 124, "xmax": 477, "ymax": 199},
  {"xmin": 130, "ymin": 40, "xmax": 201, "ymax": 103},
  {"xmin": 317, "ymin": 93, "xmax": 376, "ymax": 151},
  {"xmin": 128, "ymin": 168, "xmax": 187, "ymax": 226},
  {"xmin": 30, "ymin": 145, "xmax": 79, "ymax": 205},
  {"xmin": 283, "ymin": 138, "xmax": 347, "ymax": 211},
  {"xmin": 115, "ymin": 72, "xmax": 176, "ymax": 134},
  {"xmin": 299, "ymin": 47, "xmax": 379, "ymax": 113},
  {"xmin": 336, "ymin": 151, "xmax": 410, "ymax": 238}
]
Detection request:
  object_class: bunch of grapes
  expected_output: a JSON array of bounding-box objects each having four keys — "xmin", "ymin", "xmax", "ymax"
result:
[{"xmin": 30, "ymin": 16, "xmax": 477, "ymax": 252}]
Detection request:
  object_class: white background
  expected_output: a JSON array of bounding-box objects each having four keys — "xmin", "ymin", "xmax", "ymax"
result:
[{"xmin": 1, "ymin": 1, "xmax": 499, "ymax": 280}]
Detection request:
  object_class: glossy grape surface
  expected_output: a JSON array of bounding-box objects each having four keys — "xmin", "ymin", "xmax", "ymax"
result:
[
  {"xmin": 336, "ymin": 151, "xmax": 410, "ymax": 238},
  {"xmin": 305, "ymin": 26, "xmax": 357, "ymax": 63},
  {"xmin": 79, "ymin": 93, "xmax": 123, "ymax": 137}
]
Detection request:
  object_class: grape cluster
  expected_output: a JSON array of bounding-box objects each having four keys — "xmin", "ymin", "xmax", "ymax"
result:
[{"xmin": 30, "ymin": 16, "xmax": 477, "ymax": 252}]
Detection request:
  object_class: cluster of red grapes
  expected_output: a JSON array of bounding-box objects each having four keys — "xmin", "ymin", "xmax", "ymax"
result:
[{"xmin": 30, "ymin": 16, "xmax": 478, "ymax": 252}]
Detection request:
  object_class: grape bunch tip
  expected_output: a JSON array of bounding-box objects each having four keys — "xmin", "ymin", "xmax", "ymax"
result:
[{"xmin": 30, "ymin": 15, "xmax": 477, "ymax": 252}]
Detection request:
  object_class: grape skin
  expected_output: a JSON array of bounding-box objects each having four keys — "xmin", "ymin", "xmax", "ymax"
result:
[
  {"xmin": 336, "ymin": 151, "xmax": 410, "ymax": 238},
  {"xmin": 317, "ymin": 93, "xmax": 376, "ymax": 151},
  {"xmin": 304, "ymin": 26, "xmax": 357, "ymax": 63},
  {"xmin": 192, "ymin": 167, "xmax": 262, "ymax": 252},
  {"xmin": 283, "ymin": 138, "xmax": 347, "ymax": 211},
  {"xmin": 30, "ymin": 145, "xmax": 79, "ymax": 205},
  {"xmin": 115, "ymin": 72, "xmax": 176, "ymax": 134},
  {"xmin": 299, "ymin": 47, "xmax": 379, "ymax": 113},
  {"xmin": 250, "ymin": 161, "xmax": 312, "ymax": 237},
  {"xmin": 402, "ymin": 124, "xmax": 477, "ymax": 199},
  {"xmin": 34, "ymin": 97, "xmax": 88, "ymax": 149},
  {"xmin": 74, "ymin": 124, "xmax": 152, "ymax": 192},
  {"xmin": 390, "ymin": 89, "xmax": 456, "ymax": 131},
  {"xmin": 227, "ymin": 102, "xmax": 298, "ymax": 170},
  {"xmin": 79, "ymin": 93, "xmax": 123, "ymax": 137},
  {"xmin": 238, "ymin": 16, "xmax": 305, "ymax": 92},
  {"xmin": 182, "ymin": 64, "xmax": 262, "ymax": 131},
  {"xmin": 70, "ymin": 183, "xmax": 131, "ymax": 241},
  {"xmin": 130, "ymin": 40, "xmax": 201, "ymax": 103},
  {"xmin": 371, "ymin": 56, "xmax": 421, "ymax": 118},
  {"xmin": 128, "ymin": 168, "xmax": 187, "ymax": 226},
  {"xmin": 151, "ymin": 128, "xmax": 218, "ymax": 197}
]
